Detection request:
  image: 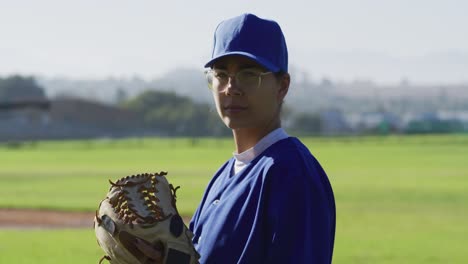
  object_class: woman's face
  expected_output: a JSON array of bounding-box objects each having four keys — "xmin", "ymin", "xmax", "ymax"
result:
[{"xmin": 210, "ymin": 55, "xmax": 289, "ymax": 131}]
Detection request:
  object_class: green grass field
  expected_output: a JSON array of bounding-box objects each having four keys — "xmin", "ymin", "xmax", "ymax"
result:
[{"xmin": 1, "ymin": 135, "xmax": 467, "ymax": 263}]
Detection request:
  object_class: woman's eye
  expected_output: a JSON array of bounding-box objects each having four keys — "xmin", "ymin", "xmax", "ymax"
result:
[
  {"xmin": 240, "ymin": 71, "xmax": 258, "ymax": 78},
  {"xmin": 214, "ymin": 72, "xmax": 228, "ymax": 79}
]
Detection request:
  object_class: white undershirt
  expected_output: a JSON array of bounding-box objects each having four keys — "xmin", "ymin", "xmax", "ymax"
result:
[{"xmin": 232, "ymin": 128, "xmax": 289, "ymax": 175}]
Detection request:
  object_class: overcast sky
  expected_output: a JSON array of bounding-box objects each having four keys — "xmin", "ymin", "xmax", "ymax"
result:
[{"xmin": 0, "ymin": 0, "xmax": 467, "ymax": 84}]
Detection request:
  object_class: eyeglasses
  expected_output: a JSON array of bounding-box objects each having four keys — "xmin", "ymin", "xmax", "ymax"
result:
[{"xmin": 205, "ymin": 69, "xmax": 272, "ymax": 91}]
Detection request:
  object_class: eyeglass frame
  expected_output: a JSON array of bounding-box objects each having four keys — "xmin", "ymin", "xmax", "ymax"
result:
[{"xmin": 204, "ymin": 68, "xmax": 273, "ymax": 91}]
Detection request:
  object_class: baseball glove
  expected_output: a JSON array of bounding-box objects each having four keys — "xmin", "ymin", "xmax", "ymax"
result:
[{"xmin": 94, "ymin": 172, "xmax": 200, "ymax": 264}]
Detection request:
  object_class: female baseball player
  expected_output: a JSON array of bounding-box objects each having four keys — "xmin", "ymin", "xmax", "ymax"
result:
[
  {"xmin": 136, "ymin": 13, "xmax": 336, "ymax": 264},
  {"xmin": 188, "ymin": 13, "xmax": 336, "ymax": 263}
]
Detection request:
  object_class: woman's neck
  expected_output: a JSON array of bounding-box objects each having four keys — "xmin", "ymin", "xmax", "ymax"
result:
[{"xmin": 232, "ymin": 120, "xmax": 281, "ymax": 153}]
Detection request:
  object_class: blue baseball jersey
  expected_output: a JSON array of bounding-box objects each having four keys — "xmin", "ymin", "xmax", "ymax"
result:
[{"xmin": 189, "ymin": 137, "xmax": 336, "ymax": 264}]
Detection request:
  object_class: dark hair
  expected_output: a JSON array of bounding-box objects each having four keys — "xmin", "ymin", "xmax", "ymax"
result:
[{"xmin": 274, "ymin": 71, "xmax": 287, "ymax": 81}]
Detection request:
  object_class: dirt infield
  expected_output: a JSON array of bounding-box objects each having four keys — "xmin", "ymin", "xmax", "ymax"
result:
[
  {"xmin": 0, "ymin": 208, "xmax": 94, "ymax": 229},
  {"xmin": 0, "ymin": 208, "xmax": 192, "ymax": 229}
]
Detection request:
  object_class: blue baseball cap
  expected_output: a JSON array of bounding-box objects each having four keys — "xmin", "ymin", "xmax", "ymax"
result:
[{"xmin": 205, "ymin": 13, "xmax": 288, "ymax": 73}]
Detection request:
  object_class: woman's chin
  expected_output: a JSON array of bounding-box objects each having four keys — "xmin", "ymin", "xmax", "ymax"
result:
[{"xmin": 223, "ymin": 118, "xmax": 250, "ymax": 130}]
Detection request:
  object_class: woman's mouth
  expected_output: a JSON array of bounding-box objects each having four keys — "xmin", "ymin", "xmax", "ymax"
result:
[{"xmin": 224, "ymin": 105, "xmax": 247, "ymax": 114}]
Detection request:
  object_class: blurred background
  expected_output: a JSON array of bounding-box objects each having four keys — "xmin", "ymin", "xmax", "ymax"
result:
[
  {"xmin": 0, "ymin": 1, "xmax": 467, "ymax": 263},
  {"xmin": 1, "ymin": 0, "xmax": 467, "ymax": 139}
]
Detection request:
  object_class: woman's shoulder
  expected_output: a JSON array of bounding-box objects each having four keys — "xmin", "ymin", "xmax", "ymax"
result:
[
  {"xmin": 265, "ymin": 137, "xmax": 316, "ymax": 165},
  {"xmin": 259, "ymin": 137, "xmax": 327, "ymax": 184}
]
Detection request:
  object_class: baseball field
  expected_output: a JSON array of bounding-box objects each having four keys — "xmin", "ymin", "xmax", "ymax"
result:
[{"xmin": 0, "ymin": 135, "xmax": 467, "ymax": 263}]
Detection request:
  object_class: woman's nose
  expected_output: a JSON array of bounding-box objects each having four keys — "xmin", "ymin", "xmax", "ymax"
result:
[{"xmin": 224, "ymin": 76, "xmax": 243, "ymax": 96}]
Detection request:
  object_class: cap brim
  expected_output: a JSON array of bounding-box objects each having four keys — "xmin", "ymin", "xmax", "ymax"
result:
[{"xmin": 204, "ymin": 51, "xmax": 280, "ymax": 72}]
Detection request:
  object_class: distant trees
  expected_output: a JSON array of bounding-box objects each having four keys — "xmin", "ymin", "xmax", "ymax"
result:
[
  {"xmin": 405, "ymin": 119, "xmax": 464, "ymax": 134},
  {"xmin": 289, "ymin": 112, "xmax": 322, "ymax": 135},
  {"xmin": 2, "ymin": 74, "xmax": 465, "ymax": 138},
  {"xmin": 0, "ymin": 75, "xmax": 47, "ymax": 102},
  {"xmin": 122, "ymin": 90, "xmax": 229, "ymax": 137}
]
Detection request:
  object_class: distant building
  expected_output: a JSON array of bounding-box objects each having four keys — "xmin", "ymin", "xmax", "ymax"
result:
[
  {"xmin": 346, "ymin": 111, "xmax": 402, "ymax": 134},
  {"xmin": 0, "ymin": 98, "xmax": 155, "ymax": 141},
  {"xmin": 319, "ymin": 109, "xmax": 351, "ymax": 135},
  {"xmin": 404, "ymin": 111, "xmax": 467, "ymax": 134}
]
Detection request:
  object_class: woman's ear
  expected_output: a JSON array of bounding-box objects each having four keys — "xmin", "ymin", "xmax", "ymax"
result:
[{"xmin": 277, "ymin": 73, "xmax": 290, "ymax": 101}]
